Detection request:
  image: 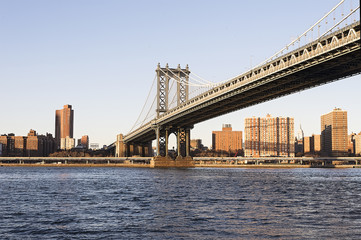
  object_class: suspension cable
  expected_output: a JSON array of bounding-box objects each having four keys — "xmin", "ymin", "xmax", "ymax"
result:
[
  {"xmin": 159, "ymin": 68, "xmax": 212, "ymax": 87},
  {"xmin": 319, "ymin": 6, "xmax": 359, "ymax": 39},
  {"xmin": 254, "ymin": 0, "xmax": 345, "ymax": 68},
  {"xmin": 128, "ymin": 74, "xmax": 157, "ymax": 133}
]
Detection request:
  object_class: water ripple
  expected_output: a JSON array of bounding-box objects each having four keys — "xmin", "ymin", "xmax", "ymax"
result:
[{"xmin": 0, "ymin": 167, "xmax": 361, "ymax": 239}]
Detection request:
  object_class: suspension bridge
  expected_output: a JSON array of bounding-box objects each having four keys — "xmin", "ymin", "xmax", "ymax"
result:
[{"xmin": 116, "ymin": 0, "xmax": 361, "ymax": 167}]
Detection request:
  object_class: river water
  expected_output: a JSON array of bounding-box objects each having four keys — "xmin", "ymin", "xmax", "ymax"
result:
[{"xmin": 0, "ymin": 167, "xmax": 360, "ymax": 239}]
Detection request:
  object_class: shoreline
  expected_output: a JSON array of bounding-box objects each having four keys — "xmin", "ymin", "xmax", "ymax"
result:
[{"xmin": 0, "ymin": 163, "xmax": 359, "ymax": 169}]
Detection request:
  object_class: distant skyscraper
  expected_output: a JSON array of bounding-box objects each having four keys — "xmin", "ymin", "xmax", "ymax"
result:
[
  {"xmin": 212, "ymin": 124, "xmax": 242, "ymax": 155},
  {"xmin": 295, "ymin": 125, "xmax": 304, "ymax": 154},
  {"xmin": 55, "ymin": 105, "xmax": 74, "ymax": 149},
  {"xmin": 321, "ymin": 108, "xmax": 348, "ymax": 157},
  {"xmin": 245, "ymin": 114, "xmax": 294, "ymax": 157}
]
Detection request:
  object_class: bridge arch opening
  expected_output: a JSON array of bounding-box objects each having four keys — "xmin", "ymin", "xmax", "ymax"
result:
[{"xmin": 168, "ymin": 132, "xmax": 177, "ymax": 159}]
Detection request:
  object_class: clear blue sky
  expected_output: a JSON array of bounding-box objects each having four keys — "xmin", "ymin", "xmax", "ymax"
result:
[{"xmin": 1, "ymin": 0, "xmax": 360, "ymax": 148}]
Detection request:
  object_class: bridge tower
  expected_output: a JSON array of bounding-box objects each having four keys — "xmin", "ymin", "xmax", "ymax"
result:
[
  {"xmin": 156, "ymin": 63, "xmax": 189, "ymax": 117},
  {"xmin": 154, "ymin": 64, "xmax": 193, "ymax": 165}
]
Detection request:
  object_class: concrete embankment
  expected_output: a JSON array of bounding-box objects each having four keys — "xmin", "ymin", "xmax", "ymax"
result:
[{"xmin": 0, "ymin": 157, "xmax": 360, "ymax": 168}]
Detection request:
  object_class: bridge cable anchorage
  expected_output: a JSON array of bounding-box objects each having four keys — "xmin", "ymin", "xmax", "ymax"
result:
[{"xmin": 128, "ymin": 74, "xmax": 157, "ymax": 133}]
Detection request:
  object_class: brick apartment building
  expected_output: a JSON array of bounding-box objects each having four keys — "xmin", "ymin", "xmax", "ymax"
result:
[
  {"xmin": 303, "ymin": 134, "xmax": 321, "ymax": 156},
  {"xmin": 0, "ymin": 130, "xmax": 56, "ymax": 157},
  {"xmin": 212, "ymin": 124, "xmax": 242, "ymax": 155},
  {"xmin": 245, "ymin": 114, "xmax": 294, "ymax": 157}
]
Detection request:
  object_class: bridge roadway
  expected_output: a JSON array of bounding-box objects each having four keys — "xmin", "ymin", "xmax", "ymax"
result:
[{"xmin": 125, "ymin": 22, "xmax": 361, "ymax": 144}]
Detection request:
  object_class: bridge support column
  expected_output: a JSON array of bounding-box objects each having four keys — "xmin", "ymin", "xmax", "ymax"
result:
[
  {"xmin": 186, "ymin": 128, "xmax": 190, "ymax": 157},
  {"xmin": 154, "ymin": 125, "xmax": 166, "ymax": 157},
  {"xmin": 176, "ymin": 127, "xmax": 186, "ymax": 157},
  {"xmin": 137, "ymin": 145, "xmax": 143, "ymax": 157},
  {"xmin": 116, "ymin": 134, "xmax": 128, "ymax": 157},
  {"xmin": 165, "ymin": 127, "xmax": 169, "ymax": 157},
  {"xmin": 155, "ymin": 126, "xmax": 160, "ymax": 156},
  {"xmin": 129, "ymin": 144, "xmax": 134, "ymax": 157}
]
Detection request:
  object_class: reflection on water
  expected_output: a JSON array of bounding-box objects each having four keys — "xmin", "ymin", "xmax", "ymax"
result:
[{"xmin": 0, "ymin": 167, "xmax": 361, "ymax": 239}]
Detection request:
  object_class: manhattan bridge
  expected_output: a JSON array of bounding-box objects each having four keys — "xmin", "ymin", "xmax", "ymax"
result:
[{"xmin": 115, "ymin": 0, "xmax": 361, "ymax": 167}]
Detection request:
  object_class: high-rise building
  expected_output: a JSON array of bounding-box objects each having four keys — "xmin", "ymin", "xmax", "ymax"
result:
[
  {"xmin": 0, "ymin": 135, "xmax": 8, "ymax": 156},
  {"xmin": 81, "ymin": 135, "xmax": 89, "ymax": 149},
  {"xmin": 303, "ymin": 136, "xmax": 313, "ymax": 154},
  {"xmin": 245, "ymin": 114, "xmax": 294, "ymax": 157},
  {"xmin": 212, "ymin": 124, "xmax": 242, "ymax": 155},
  {"xmin": 303, "ymin": 134, "xmax": 322, "ymax": 156},
  {"xmin": 348, "ymin": 133, "xmax": 356, "ymax": 155},
  {"xmin": 321, "ymin": 108, "xmax": 348, "ymax": 157},
  {"xmin": 55, "ymin": 104, "xmax": 74, "ymax": 149},
  {"xmin": 313, "ymin": 134, "xmax": 321, "ymax": 153},
  {"xmin": 354, "ymin": 132, "xmax": 361, "ymax": 156},
  {"xmin": 294, "ymin": 125, "xmax": 304, "ymax": 155}
]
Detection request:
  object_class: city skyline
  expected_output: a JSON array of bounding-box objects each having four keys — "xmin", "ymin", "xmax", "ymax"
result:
[{"xmin": 1, "ymin": 0, "xmax": 360, "ymax": 147}]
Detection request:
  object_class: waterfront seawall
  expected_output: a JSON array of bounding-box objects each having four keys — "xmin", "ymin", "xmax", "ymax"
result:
[{"xmin": 1, "ymin": 156, "xmax": 361, "ymax": 168}]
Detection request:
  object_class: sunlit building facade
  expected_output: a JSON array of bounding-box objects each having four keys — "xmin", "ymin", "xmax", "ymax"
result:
[
  {"xmin": 321, "ymin": 108, "xmax": 348, "ymax": 157},
  {"xmin": 55, "ymin": 104, "xmax": 74, "ymax": 149},
  {"xmin": 245, "ymin": 114, "xmax": 294, "ymax": 157},
  {"xmin": 212, "ymin": 124, "xmax": 242, "ymax": 155}
]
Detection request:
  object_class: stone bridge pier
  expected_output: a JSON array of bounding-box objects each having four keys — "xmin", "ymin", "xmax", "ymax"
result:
[{"xmin": 152, "ymin": 125, "xmax": 195, "ymax": 168}]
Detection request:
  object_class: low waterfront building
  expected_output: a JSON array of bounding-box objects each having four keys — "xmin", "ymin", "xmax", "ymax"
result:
[
  {"xmin": 90, "ymin": 143, "xmax": 99, "ymax": 150},
  {"xmin": 190, "ymin": 139, "xmax": 203, "ymax": 150},
  {"xmin": 0, "ymin": 130, "xmax": 56, "ymax": 157},
  {"xmin": 60, "ymin": 136, "xmax": 75, "ymax": 150}
]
